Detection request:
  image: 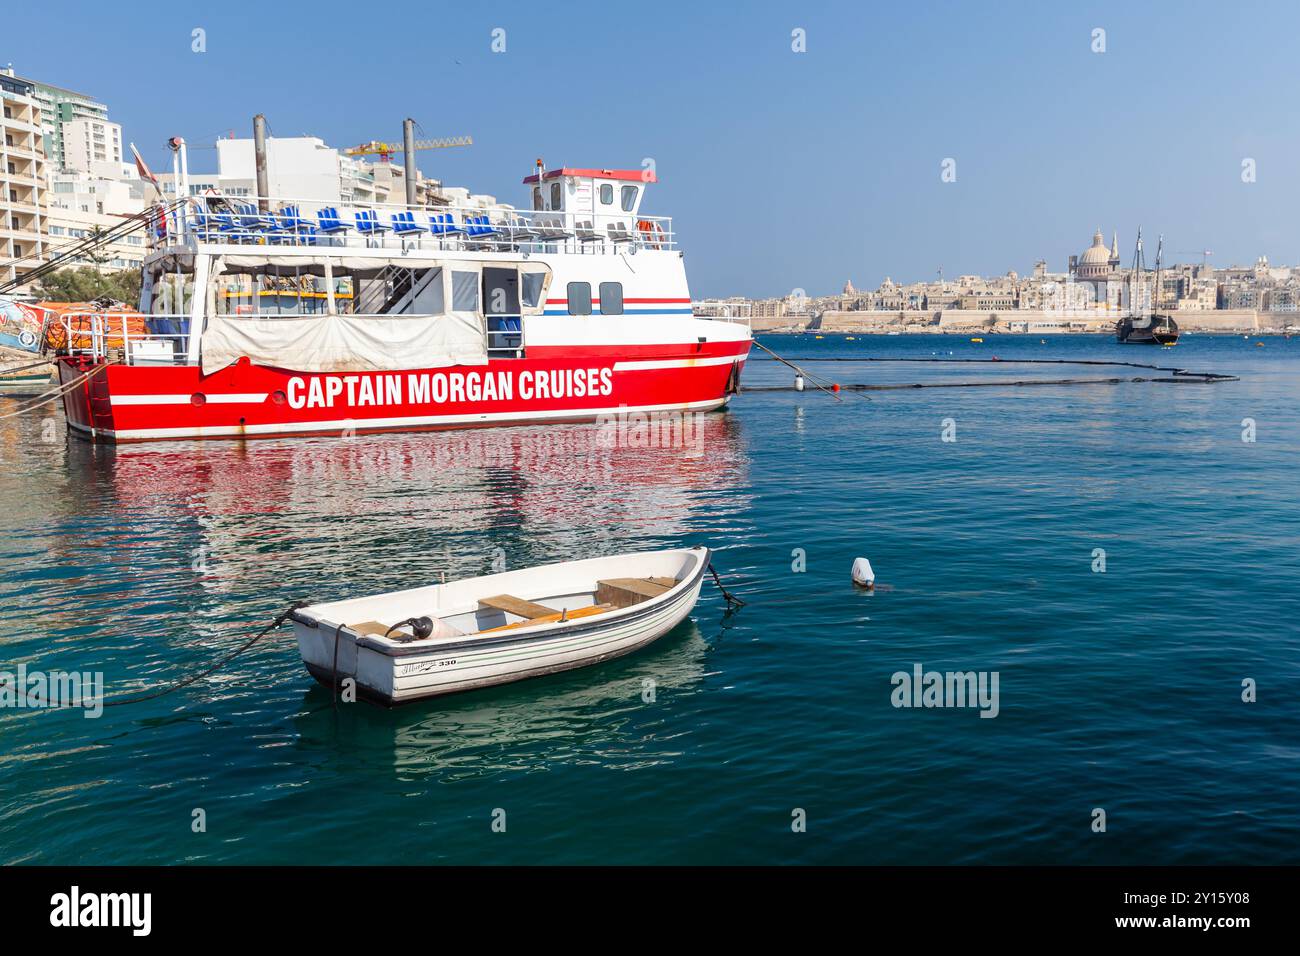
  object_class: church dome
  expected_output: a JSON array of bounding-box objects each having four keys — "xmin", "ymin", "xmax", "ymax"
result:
[
  {"xmin": 1080, "ymin": 229, "xmax": 1109, "ymax": 265},
  {"xmin": 1077, "ymin": 229, "xmax": 1113, "ymax": 278}
]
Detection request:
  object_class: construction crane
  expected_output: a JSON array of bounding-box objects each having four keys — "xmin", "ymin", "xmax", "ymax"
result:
[
  {"xmin": 1176, "ymin": 249, "xmax": 1213, "ymax": 268},
  {"xmin": 344, "ymin": 134, "xmax": 472, "ymax": 163},
  {"xmin": 346, "ymin": 120, "xmax": 471, "ymax": 206}
]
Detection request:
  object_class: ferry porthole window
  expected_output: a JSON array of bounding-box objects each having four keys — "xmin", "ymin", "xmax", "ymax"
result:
[
  {"xmin": 598, "ymin": 282, "xmax": 623, "ymax": 316},
  {"xmin": 599, "ymin": 183, "xmax": 614, "ymax": 205},
  {"xmin": 271, "ymin": 390, "xmax": 287, "ymax": 405},
  {"xmin": 566, "ymin": 282, "xmax": 592, "ymax": 316},
  {"xmin": 190, "ymin": 393, "xmax": 207, "ymax": 406}
]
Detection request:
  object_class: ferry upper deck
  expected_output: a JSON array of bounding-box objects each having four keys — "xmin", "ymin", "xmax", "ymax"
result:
[{"xmin": 151, "ymin": 166, "xmax": 675, "ymax": 261}]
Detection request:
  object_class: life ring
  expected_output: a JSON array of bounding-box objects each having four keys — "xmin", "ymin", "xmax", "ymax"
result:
[{"xmin": 636, "ymin": 219, "xmax": 664, "ymax": 250}]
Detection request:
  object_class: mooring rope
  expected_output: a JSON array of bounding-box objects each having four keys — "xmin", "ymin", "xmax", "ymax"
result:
[
  {"xmin": 0, "ymin": 357, "xmax": 54, "ymax": 377},
  {"xmin": 0, "ymin": 364, "xmax": 112, "ymax": 420},
  {"xmin": 1, "ymin": 601, "xmax": 307, "ymax": 711},
  {"xmin": 749, "ymin": 340, "xmax": 860, "ymax": 401},
  {"xmin": 707, "ymin": 562, "xmax": 747, "ymax": 608}
]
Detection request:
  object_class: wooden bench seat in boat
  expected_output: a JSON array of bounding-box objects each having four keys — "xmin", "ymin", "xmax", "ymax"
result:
[
  {"xmin": 595, "ymin": 577, "xmax": 678, "ymax": 609},
  {"xmin": 478, "ymin": 594, "xmax": 560, "ymax": 620},
  {"xmin": 479, "ymin": 603, "xmax": 614, "ymax": 634}
]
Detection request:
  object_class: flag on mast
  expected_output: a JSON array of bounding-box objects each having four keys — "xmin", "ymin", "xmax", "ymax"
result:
[{"xmin": 129, "ymin": 143, "xmax": 163, "ymax": 197}]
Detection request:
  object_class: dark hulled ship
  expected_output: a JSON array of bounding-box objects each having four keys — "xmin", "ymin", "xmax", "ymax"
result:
[
  {"xmin": 1116, "ymin": 229, "xmax": 1179, "ymax": 346},
  {"xmin": 1116, "ymin": 311, "xmax": 1179, "ymax": 345}
]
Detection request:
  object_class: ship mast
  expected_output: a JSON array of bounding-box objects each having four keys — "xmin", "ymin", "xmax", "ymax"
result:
[
  {"xmin": 1129, "ymin": 227, "xmax": 1145, "ymax": 315},
  {"xmin": 1153, "ymin": 234, "xmax": 1164, "ymax": 313}
]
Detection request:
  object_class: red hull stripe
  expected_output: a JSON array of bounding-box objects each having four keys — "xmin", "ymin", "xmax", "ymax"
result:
[
  {"xmin": 70, "ymin": 397, "xmax": 730, "ymax": 442},
  {"xmin": 545, "ymin": 297, "xmax": 691, "ymax": 305},
  {"xmin": 58, "ymin": 345, "xmax": 750, "ymax": 443}
]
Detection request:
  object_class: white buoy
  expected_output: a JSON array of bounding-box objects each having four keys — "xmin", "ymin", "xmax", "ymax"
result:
[
  {"xmin": 851, "ymin": 557, "xmax": 875, "ymax": 589},
  {"xmin": 794, "ymin": 374, "xmax": 805, "ymax": 392}
]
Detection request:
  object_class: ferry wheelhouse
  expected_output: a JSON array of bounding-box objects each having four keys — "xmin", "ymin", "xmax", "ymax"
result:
[{"xmin": 56, "ymin": 159, "xmax": 750, "ymax": 441}]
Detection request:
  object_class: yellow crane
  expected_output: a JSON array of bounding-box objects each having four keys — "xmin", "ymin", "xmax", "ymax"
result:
[{"xmin": 344, "ymin": 135, "xmax": 472, "ymax": 163}]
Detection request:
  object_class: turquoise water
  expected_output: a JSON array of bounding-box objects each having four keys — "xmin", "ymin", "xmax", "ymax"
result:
[{"xmin": 1, "ymin": 333, "xmax": 1297, "ymax": 865}]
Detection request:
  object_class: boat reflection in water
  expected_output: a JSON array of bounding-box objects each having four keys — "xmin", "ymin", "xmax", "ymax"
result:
[
  {"xmin": 290, "ymin": 617, "xmax": 718, "ymax": 780},
  {"xmin": 53, "ymin": 413, "xmax": 750, "ymax": 710}
]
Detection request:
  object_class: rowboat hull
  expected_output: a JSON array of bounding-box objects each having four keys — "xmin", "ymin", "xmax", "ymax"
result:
[{"xmin": 292, "ymin": 547, "xmax": 709, "ymax": 705}]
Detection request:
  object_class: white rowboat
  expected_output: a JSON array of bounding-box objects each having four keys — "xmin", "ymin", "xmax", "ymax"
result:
[{"xmin": 291, "ymin": 547, "xmax": 710, "ymax": 705}]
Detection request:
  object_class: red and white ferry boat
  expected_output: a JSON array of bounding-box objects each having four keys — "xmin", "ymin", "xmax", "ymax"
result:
[{"xmin": 57, "ymin": 155, "xmax": 750, "ymax": 441}]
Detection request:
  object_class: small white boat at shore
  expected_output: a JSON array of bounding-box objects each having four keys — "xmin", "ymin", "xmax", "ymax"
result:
[{"xmin": 291, "ymin": 547, "xmax": 710, "ymax": 705}]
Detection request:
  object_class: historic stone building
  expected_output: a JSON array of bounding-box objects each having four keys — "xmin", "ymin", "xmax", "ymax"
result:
[{"xmin": 1070, "ymin": 228, "xmax": 1124, "ymax": 308}]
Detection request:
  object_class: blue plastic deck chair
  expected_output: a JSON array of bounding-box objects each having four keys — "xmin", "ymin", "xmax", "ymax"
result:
[
  {"xmin": 317, "ymin": 206, "xmax": 350, "ymax": 235},
  {"xmin": 190, "ymin": 206, "xmax": 221, "ymax": 241},
  {"xmin": 355, "ymin": 209, "xmax": 389, "ymax": 244},
  {"xmin": 215, "ymin": 204, "xmax": 248, "ymax": 241},
  {"xmin": 239, "ymin": 202, "xmax": 276, "ymax": 237},
  {"xmin": 429, "ymin": 212, "xmax": 465, "ymax": 237},
  {"xmin": 391, "ymin": 210, "xmax": 427, "ymax": 237},
  {"xmin": 278, "ymin": 205, "xmax": 317, "ymax": 245},
  {"xmin": 466, "ymin": 214, "xmax": 498, "ymax": 238}
]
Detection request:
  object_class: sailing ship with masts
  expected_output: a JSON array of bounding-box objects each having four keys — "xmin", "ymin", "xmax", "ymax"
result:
[{"xmin": 1115, "ymin": 228, "xmax": 1179, "ymax": 345}]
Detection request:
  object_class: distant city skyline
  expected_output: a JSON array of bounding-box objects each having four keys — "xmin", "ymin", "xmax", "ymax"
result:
[{"xmin": 5, "ymin": 0, "xmax": 1299, "ymax": 297}]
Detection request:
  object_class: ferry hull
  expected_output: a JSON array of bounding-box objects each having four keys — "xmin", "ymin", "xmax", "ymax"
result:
[{"xmin": 57, "ymin": 342, "xmax": 749, "ymax": 442}]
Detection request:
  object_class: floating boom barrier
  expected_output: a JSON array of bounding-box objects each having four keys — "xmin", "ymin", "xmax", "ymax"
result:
[{"xmin": 746, "ymin": 354, "xmax": 1239, "ymax": 390}]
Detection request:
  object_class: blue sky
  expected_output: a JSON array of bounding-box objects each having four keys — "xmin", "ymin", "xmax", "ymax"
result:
[{"xmin": 8, "ymin": 0, "xmax": 1299, "ymax": 297}]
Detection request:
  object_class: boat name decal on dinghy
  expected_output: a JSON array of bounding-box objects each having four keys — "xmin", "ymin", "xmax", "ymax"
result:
[
  {"xmin": 285, "ymin": 368, "xmax": 615, "ymax": 409},
  {"xmin": 397, "ymin": 660, "xmax": 457, "ymax": 676}
]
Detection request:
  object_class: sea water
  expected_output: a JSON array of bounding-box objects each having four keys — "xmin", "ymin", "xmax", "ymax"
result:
[{"xmin": 0, "ymin": 333, "xmax": 1296, "ymax": 864}]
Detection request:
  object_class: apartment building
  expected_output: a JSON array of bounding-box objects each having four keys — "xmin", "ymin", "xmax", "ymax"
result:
[
  {"xmin": 15, "ymin": 73, "xmax": 110, "ymax": 171},
  {"xmin": 45, "ymin": 171, "xmax": 147, "ymax": 272},
  {"xmin": 62, "ymin": 116, "xmax": 123, "ymax": 175},
  {"xmin": 1, "ymin": 71, "xmax": 47, "ymax": 291}
]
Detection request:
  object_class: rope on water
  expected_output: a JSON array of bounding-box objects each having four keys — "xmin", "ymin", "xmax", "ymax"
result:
[
  {"xmin": 101, "ymin": 601, "xmax": 307, "ymax": 707},
  {"xmin": 707, "ymin": 562, "xmax": 747, "ymax": 608},
  {"xmin": 750, "ymin": 354, "xmax": 1238, "ymax": 384},
  {"xmin": 750, "ymin": 340, "xmax": 866, "ymax": 401},
  {"xmin": 2, "ymin": 601, "xmax": 308, "ymax": 711},
  {"xmin": 745, "ymin": 375, "xmax": 1222, "ymax": 391},
  {"xmin": 0, "ymin": 363, "xmax": 113, "ymax": 419}
]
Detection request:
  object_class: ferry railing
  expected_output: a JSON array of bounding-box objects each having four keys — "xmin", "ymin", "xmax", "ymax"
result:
[
  {"xmin": 58, "ymin": 312, "xmax": 192, "ymax": 366},
  {"xmin": 166, "ymin": 194, "xmax": 676, "ymax": 257},
  {"xmin": 486, "ymin": 313, "xmax": 524, "ymax": 357},
  {"xmin": 57, "ymin": 309, "xmax": 523, "ymax": 366}
]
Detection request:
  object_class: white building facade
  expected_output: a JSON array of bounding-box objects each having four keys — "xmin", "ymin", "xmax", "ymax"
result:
[{"xmin": 1, "ymin": 70, "xmax": 47, "ymax": 291}]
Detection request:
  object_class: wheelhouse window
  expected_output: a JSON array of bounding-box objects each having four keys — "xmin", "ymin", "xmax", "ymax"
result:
[
  {"xmin": 620, "ymin": 185, "xmax": 637, "ymax": 212},
  {"xmin": 567, "ymin": 281, "xmax": 592, "ymax": 315},
  {"xmin": 598, "ymin": 282, "xmax": 623, "ymax": 315},
  {"xmin": 550, "ymin": 182, "xmax": 561, "ymax": 208},
  {"xmin": 214, "ymin": 270, "xmax": 343, "ymax": 316},
  {"xmin": 521, "ymin": 272, "xmax": 546, "ymax": 310},
  {"xmin": 532, "ymin": 187, "xmax": 543, "ymax": 210},
  {"xmin": 452, "ymin": 271, "xmax": 480, "ymax": 312},
  {"xmin": 599, "ymin": 183, "xmax": 614, "ymax": 205}
]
